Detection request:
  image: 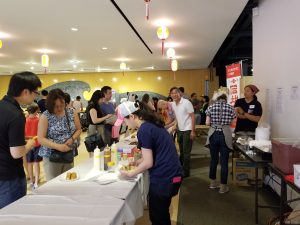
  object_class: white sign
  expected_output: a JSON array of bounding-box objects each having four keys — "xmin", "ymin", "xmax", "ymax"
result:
[{"xmin": 227, "ymin": 77, "xmax": 241, "ymax": 106}]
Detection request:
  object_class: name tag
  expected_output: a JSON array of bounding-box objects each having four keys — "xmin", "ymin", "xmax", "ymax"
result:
[{"xmin": 249, "ymin": 105, "xmax": 255, "ymax": 109}]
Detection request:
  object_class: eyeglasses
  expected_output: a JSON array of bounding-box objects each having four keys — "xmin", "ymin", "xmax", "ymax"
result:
[{"xmin": 32, "ymin": 90, "xmax": 40, "ymax": 95}]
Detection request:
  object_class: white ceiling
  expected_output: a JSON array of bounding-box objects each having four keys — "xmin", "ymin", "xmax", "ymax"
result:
[{"xmin": 0, "ymin": 0, "xmax": 248, "ymax": 75}]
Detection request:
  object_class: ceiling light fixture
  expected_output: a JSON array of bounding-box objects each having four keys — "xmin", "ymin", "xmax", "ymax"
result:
[
  {"xmin": 137, "ymin": 77, "xmax": 142, "ymax": 81},
  {"xmin": 80, "ymin": 68, "xmax": 84, "ymax": 72},
  {"xmin": 102, "ymin": 47, "xmax": 108, "ymax": 50},
  {"xmin": 71, "ymin": 27, "xmax": 79, "ymax": 31},
  {"xmin": 157, "ymin": 27, "xmax": 170, "ymax": 55},
  {"xmin": 73, "ymin": 64, "xmax": 77, "ymax": 69},
  {"xmin": 112, "ymin": 77, "xmax": 117, "ymax": 82},
  {"xmin": 37, "ymin": 48, "xmax": 54, "ymax": 54},
  {"xmin": 0, "ymin": 31, "xmax": 10, "ymax": 39},
  {"xmin": 71, "ymin": 78, "xmax": 75, "ymax": 81},
  {"xmin": 30, "ymin": 66, "xmax": 34, "ymax": 70},
  {"xmin": 96, "ymin": 67, "xmax": 101, "ymax": 72},
  {"xmin": 157, "ymin": 76, "xmax": 162, "ymax": 80},
  {"xmin": 99, "ymin": 78, "xmax": 104, "ymax": 82},
  {"xmin": 53, "ymin": 79, "xmax": 58, "ymax": 83}
]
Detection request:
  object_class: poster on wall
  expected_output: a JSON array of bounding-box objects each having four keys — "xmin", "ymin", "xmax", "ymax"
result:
[
  {"xmin": 290, "ymin": 85, "xmax": 299, "ymax": 100},
  {"xmin": 226, "ymin": 62, "xmax": 242, "ymax": 106},
  {"xmin": 276, "ymin": 87, "xmax": 284, "ymax": 114}
]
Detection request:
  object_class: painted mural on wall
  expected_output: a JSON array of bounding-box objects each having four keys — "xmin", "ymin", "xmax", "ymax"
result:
[
  {"xmin": 41, "ymin": 81, "xmax": 91, "ymax": 107},
  {"xmin": 40, "ymin": 81, "xmax": 167, "ymax": 107}
]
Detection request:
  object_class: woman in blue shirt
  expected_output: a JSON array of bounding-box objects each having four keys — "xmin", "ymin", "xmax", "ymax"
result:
[{"xmin": 118, "ymin": 101, "xmax": 182, "ymax": 225}]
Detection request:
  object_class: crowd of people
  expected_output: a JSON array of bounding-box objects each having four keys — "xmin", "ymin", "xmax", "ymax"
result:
[{"xmin": 0, "ymin": 71, "xmax": 262, "ymax": 225}]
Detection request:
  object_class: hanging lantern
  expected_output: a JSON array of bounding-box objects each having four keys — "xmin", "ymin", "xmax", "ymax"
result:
[
  {"xmin": 120, "ymin": 62, "xmax": 126, "ymax": 70},
  {"xmin": 120, "ymin": 62, "xmax": 126, "ymax": 76},
  {"xmin": 157, "ymin": 27, "xmax": 170, "ymax": 55},
  {"xmin": 166, "ymin": 48, "xmax": 175, "ymax": 58},
  {"xmin": 171, "ymin": 59, "xmax": 178, "ymax": 80},
  {"xmin": 144, "ymin": 0, "xmax": 151, "ymax": 20},
  {"xmin": 167, "ymin": 48, "xmax": 176, "ymax": 68},
  {"xmin": 41, "ymin": 54, "xmax": 49, "ymax": 73},
  {"xmin": 0, "ymin": 40, "xmax": 2, "ymax": 49}
]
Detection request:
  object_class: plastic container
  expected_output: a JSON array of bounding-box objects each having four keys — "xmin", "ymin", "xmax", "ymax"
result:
[
  {"xmin": 272, "ymin": 138, "xmax": 300, "ymax": 174},
  {"xmin": 255, "ymin": 123, "xmax": 270, "ymax": 141},
  {"xmin": 104, "ymin": 145, "xmax": 111, "ymax": 170},
  {"xmin": 100, "ymin": 149, "xmax": 104, "ymax": 171},
  {"xmin": 117, "ymin": 148, "xmax": 123, "ymax": 163},
  {"xmin": 93, "ymin": 147, "xmax": 101, "ymax": 170},
  {"xmin": 111, "ymin": 142, "xmax": 117, "ymax": 164}
]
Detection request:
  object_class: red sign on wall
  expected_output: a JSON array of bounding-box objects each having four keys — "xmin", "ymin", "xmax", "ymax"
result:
[{"xmin": 226, "ymin": 63, "xmax": 241, "ymax": 79}]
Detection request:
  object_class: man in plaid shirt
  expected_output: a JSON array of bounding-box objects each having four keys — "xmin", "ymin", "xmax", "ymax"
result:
[{"xmin": 205, "ymin": 93, "xmax": 235, "ymax": 193}]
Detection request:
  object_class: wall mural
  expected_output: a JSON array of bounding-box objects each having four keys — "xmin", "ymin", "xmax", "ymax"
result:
[{"xmin": 41, "ymin": 81, "xmax": 167, "ymax": 107}]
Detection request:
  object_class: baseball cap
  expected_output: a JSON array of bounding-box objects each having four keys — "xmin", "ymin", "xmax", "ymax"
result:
[{"xmin": 114, "ymin": 101, "xmax": 139, "ymax": 126}]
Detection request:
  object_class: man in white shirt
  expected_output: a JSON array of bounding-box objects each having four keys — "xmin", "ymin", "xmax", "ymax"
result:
[
  {"xmin": 170, "ymin": 87, "xmax": 195, "ymax": 178},
  {"xmin": 72, "ymin": 96, "xmax": 83, "ymax": 113}
]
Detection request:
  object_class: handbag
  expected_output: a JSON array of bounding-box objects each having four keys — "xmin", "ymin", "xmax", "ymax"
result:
[
  {"xmin": 84, "ymin": 133, "xmax": 105, "ymax": 152},
  {"xmin": 49, "ymin": 109, "xmax": 77, "ymax": 163}
]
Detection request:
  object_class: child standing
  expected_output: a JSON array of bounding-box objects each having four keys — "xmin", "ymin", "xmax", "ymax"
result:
[{"xmin": 25, "ymin": 103, "xmax": 42, "ymax": 190}]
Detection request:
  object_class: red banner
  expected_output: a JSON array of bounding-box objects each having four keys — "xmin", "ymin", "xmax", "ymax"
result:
[{"xmin": 226, "ymin": 63, "xmax": 241, "ymax": 78}]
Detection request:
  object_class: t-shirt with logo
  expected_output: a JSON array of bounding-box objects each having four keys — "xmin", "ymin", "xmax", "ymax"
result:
[{"xmin": 234, "ymin": 98, "xmax": 262, "ymax": 132}]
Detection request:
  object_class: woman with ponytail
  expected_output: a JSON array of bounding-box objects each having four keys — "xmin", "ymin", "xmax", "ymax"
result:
[{"xmin": 117, "ymin": 101, "xmax": 182, "ymax": 225}]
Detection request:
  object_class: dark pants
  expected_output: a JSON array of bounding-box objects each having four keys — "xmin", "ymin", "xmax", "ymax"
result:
[
  {"xmin": 0, "ymin": 176, "xmax": 27, "ymax": 209},
  {"xmin": 209, "ymin": 131, "xmax": 230, "ymax": 184},
  {"xmin": 148, "ymin": 181, "xmax": 181, "ymax": 225},
  {"xmin": 177, "ymin": 130, "xmax": 193, "ymax": 176}
]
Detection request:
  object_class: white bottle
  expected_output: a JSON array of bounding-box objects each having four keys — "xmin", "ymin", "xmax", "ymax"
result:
[
  {"xmin": 100, "ymin": 149, "xmax": 104, "ymax": 171},
  {"xmin": 111, "ymin": 142, "xmax": 117, "ymax": 164},
  {"xmin": 94, "ymin": 147, "xmax": 101, "ymax": 170}
]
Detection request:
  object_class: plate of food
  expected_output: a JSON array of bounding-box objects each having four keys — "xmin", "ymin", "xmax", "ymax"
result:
[{"xmin": 59, "ymin": 172, "xmax": 80, "ymax": 182}]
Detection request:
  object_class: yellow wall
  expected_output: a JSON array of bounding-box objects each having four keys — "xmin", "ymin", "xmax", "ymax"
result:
[{"xmin": 0, "ymin": 69, "xmax": 219, "ymax": 99}]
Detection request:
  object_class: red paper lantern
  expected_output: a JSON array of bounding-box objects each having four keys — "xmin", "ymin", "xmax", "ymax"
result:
[{"xmin": 144, "ymin": 0, "xmax": 151, "ymax": 20}]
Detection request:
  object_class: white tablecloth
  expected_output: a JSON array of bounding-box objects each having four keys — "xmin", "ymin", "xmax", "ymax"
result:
[{"xmin": 0, "ymin": 157, "xmax": 148, "ymax": 225}]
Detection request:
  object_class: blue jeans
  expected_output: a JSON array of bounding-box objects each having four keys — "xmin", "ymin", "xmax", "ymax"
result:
[
  {"xmin": 209, "ymin": 131, "xmax": 230, "ymax": 184},
  {"xmin": 0, "ymin": 176, "xmax": 27, "ymax": 208}
]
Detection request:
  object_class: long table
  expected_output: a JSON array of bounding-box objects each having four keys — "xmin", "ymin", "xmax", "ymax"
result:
[
  {"xmin": 0, "ymin": 157, "xmax": 147, "ymax": 225},
  {"xmin": 233, "ymin": 142, "xmax": 275, "ymax": 224}
]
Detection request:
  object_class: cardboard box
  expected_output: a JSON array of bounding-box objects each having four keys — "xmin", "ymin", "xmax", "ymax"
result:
[{"xmin": 233, "ymin": 158, "xmax": 263, "ymax": 186}]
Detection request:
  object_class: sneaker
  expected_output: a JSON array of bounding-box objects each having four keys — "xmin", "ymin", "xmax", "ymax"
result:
[
  {"xmin": 33, "ymin": 183, "xmax": 39, "ymax": 189},
  {"xmin": 209, "ymin": 180, "xmax": 220, "ymax": 189},
  {"xmin": 219, "ymin": 184, "xmax": 229, "ymax": 194}
]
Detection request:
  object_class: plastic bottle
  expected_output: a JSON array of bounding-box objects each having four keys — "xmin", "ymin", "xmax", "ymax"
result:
[
  {"xmin": 111, "ymin": 142, "xmax": 117, "ymax": 164},
  {"xmin": 100, "ymin": 149, "xmax": 104, "ymax": 171},
  {"xmin": 93, "ymin": 146, "xmax": 101, "ymax": 170},
  {"xmin": 117, "ymin": 148, "xmax": 123, "ymax": 164},
  {"xmin": 104, "ymin": 145, "xmax": 111, "ymax": 170}
]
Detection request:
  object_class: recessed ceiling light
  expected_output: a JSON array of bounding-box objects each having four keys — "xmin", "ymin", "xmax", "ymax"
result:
[
  {"xmin": 71, "ymin": 78, "xmax": 75, "ymax": 81},
  {"xmin": 99, "ymin": 78, "xmax": 104, "ymax": 82},
  {"xmin": 30, "ymin": 66, "xmax": 34, "ymax": 70},
  {"xmin": 71, "ymin": 27, "xmax": 78, "ymax": 31},
  {"xmin": 102, "ymin": 47, "xmax": 108, "ymax": 50},
  {"xmin": 137, "ymin": 77, "xmax": 142, "ymax": 81},
  {"xmin": 112, "ymin": 77, "xmax": 117, "ymax": 82},
  {"xmin": 164, "ymin": 42, "xmax": 181, "ymax": 48},
  {"xmin": 37, "ymin": 48, "xmax": 54, "ymax": 54},
  {"xmin": 70, "ymin": 60, "xmax": 80, "ymax": 64},
  {"xmin": 0, "ymin": 31, "xmax": 10, "ymax": 39},
  {"xmin": 153, "ymin": 19, "xmax": 173, "ymax": 27},
  {"xmin": 115, "ymin": 57, "xmax": 130, "ymax": 62},
  {"xmin": 53, "ymin": 79, "xmax": 58, "ymax": 83},
  {"xmin": 73, "ymin": 65, "xmax": 77, "ymax": 68},
  {"xmin": 80, "ymin": 68, "xmax": 84, "ymax": 72},
  {"xmin": 157, "ymin": 76, "xmax": 162, "ymax": 80},
  {"xmin": 96, "ymin": 67, "xmax": 101, "ymax": 72}
]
